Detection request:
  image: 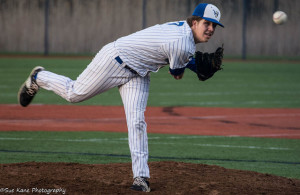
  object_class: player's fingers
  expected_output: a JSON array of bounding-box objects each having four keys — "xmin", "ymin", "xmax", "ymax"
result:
[{"xmin": 175, "ymin": 74, "xmax": 183, "ymax": 80}]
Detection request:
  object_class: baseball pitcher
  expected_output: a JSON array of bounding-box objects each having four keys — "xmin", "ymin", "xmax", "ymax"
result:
[{"xmin": 18, "ymin": 3, "xmax": 224, "ymax": 192}]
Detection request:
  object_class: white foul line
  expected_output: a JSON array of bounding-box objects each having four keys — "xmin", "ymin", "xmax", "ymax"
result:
[{"xmin": 0, "ymin": 136, "xmax": 293, "ymax": 151}]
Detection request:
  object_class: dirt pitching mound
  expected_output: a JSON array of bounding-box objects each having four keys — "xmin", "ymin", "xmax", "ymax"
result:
[{"xmin": 1, "ymin": 161, "xmax": 299, "ymax": 194}]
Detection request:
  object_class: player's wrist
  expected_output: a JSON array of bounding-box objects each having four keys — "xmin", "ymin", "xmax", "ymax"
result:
[{"xmin": 169, "ymin": 67, "xmax": 185, "ymax": 76}]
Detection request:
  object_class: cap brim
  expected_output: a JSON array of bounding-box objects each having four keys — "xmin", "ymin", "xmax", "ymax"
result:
[{"xmin": 202, "ymin": 17, "xmax": 224, "ymax": 28}]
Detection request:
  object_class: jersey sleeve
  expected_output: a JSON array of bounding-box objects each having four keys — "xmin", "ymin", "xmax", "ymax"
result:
[
  {"xmin": 161, "ymin": 36, "xmax": 194, "ymax": 70},
  {"xmin": 186, "ymin": 57, "xmax": 197, "ymax": 73}
]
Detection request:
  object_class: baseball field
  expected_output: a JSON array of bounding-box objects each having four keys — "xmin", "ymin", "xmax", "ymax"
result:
[{"xmin": 0, "ymin": 56, "xmax": 300, "ymax": 194}]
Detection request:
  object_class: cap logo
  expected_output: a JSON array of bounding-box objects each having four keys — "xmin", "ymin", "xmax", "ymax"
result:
[{"xmin": 213, "ymin": 9, "xmax": 219, "ymax": 18}]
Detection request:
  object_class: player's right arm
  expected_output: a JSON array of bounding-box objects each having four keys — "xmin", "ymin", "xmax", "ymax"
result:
[
  {"xmin": 168, "ymin": 68, "xmax": 185, "ymax": 80},
  {"xmin": 161, "ymin": 39, "xmax": 194, "ymax": 79},
  {"xmin": 168, "ymin": 56, "xmax": 196, "ymax": 80}
]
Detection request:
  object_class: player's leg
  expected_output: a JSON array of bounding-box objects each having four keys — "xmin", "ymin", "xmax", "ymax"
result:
[
  {"xmin": 118, "ymin": 74, "xmax": 151, "ymax": 181},
  {"xmin": 18, "ymin": 43, "xmax": 131, "ymax": 106}
]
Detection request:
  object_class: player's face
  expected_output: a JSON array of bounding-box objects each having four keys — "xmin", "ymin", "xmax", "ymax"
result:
[{"xmin": 192, "ymin": 19, "xmax": 217, "ymax": 43}]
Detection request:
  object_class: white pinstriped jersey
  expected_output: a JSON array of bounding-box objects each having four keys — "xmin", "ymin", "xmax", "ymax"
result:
[{"xmin": 115, "ymin": 21, "xmax": 196, "ymax": 77}]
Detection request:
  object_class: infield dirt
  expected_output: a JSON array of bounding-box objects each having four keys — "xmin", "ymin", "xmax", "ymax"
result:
[
  {"xmin": 1, "ymin": 105, "xmax": 300, "ymax": 139},
  {"xmin": 1, "ymin": 161, "xmax": 300, "ymax": 194}
]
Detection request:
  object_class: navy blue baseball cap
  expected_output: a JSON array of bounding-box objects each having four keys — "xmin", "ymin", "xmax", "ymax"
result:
[{"xmin": 193, "ymin": 3, "xmax": 224, "ymax": 27}]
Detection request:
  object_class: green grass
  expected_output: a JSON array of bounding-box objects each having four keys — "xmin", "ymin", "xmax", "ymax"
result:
[
  {"xmin": 0, "ymin": 57, "xmax": 300, "ymax": 107},
  {"xmin": 0, "ymin": 57, "xmax": 300, "ymax": 180},
  {"xmin": 0, "ymin": 131, "xmax": 299, "ymax": 179},
  {"xmin": 150, "ymin": 60, "xmax": 300, "ymax": 107}
]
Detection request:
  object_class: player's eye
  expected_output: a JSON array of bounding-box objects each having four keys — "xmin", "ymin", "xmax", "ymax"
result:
[{"xmin": 204, "ymin": 21, "xmax": 209, "ymax": 25}]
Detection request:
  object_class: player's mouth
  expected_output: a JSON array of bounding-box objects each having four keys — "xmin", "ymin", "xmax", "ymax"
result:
[{"xmin": 204, "ymin": 32, "xmax": 212, "ymax": 39}]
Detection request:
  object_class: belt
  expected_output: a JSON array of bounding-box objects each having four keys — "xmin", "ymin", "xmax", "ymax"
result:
[{"xmin": 115, "ymin": 56, "xmax": 137, "ymax": 74}]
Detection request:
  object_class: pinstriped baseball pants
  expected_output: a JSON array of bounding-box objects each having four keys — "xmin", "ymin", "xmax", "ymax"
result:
[{"xmin": 36, "ymin": 42, "xmax": 150, "ymax": 178}]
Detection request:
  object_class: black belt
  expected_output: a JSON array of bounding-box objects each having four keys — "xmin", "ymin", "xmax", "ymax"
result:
[{"xmin": 115, "ymin": 56, "xmax": 137, "ymax": 74}]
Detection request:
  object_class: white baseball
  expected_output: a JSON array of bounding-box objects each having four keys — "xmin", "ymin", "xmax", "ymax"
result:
[{"xmin": 273, "ymin": 11, "xmax": 287, "ymax": 25}]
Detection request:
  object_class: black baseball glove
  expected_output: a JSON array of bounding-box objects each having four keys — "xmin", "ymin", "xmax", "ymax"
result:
[{"xmin": 195, "ymin": 45, "xmax": 224, "ymax": 81}]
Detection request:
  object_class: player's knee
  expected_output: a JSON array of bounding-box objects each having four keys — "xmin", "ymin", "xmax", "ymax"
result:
[
  {"xmin": 64, "ymin": 86, "xmax": 90, "ymax": 103},
  {"xmin": 66, "ymin": 95, "xmax": 85, "ymax": 103},
  {"xmin": 67, "ymin": 98, "xmax": 81, "ymax": 103}
]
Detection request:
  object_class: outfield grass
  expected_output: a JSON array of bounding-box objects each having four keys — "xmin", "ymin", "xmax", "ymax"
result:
[
  {"xmin": 0, "ymin": 57, "xmax": 300, "ymax": 107},
  {"xmin": 0, "ymin": 57, "xmax": 300, "ymax": 180},
  {"xmin": 0, "ymin": 131, "xmax": 299, "ymax": 179}
]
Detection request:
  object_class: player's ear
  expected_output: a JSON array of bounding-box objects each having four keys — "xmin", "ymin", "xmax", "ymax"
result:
[
  {"xmin": 192, "ymin": 19, "xmax": 198, "ymax": 27},
  {"xmin": 191, "ymin": 19, "xmax": 199, "ymax": 29}
]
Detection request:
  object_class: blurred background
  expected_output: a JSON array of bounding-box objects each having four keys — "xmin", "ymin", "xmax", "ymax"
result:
[{"xmin": 1, "ymin": 0, "xmax": 299, "ymax": 58}]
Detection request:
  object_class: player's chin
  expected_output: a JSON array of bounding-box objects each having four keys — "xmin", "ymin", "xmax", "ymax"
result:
[
  {"xmin": 200, "ymin": 38, "xmax": 210, "ymax": 43},
  {"xmin": 200, "ymin": 35, "xmax": 211, "ymax": 42},
  {"xmin": 205, "ymin": 35, "xmax": 212, "ymax": 41}
]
